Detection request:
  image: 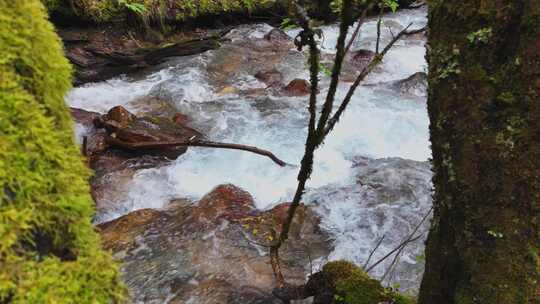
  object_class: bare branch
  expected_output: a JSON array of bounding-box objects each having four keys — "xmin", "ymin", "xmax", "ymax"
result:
[
  {"xmin": 105, "ymin": 137, "xmax": 289, "ymax": 167},
  {"xmin": 323, "ymin": 23, "xmax": 413, "ymax": 137},
  {"xmin": 366, "ymin": 206, "xmax": 433, "ymax": 273},
  {"xmin": 375, "ymin": 6, "xmax": 384, "ymax": 54},
  {"xmin": 363, "ymin": 235, "xmax": 386, "ymax": 269},
  {"xmin": 404, "ymin": 26, "xmax": 427, "ymax": 35},
  {"xmin": 314, "ymin": 0, "xmax": 353, "ymax": 143},
  {"xmin": 344, "ymin": 9, "xmax": 369, "ymax": 56},
  {"xmin": 268, "ymin": 1, "xmax": 328, "ymax": 287}
]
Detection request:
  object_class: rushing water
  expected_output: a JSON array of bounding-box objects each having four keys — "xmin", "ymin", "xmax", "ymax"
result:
[{"xmin": 68, "ymin": 7, "xmax": 431, "ymax": 293}]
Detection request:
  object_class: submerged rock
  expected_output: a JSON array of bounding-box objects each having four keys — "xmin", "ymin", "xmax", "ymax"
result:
[{"xmin": 99, "ymin": 184, "xmax": 330, "ymax": 303}]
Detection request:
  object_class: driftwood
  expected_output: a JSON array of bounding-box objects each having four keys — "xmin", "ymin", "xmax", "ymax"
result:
[{"xmin": 105, "ymin": 137, "xmax": 289, "ymax": 167}]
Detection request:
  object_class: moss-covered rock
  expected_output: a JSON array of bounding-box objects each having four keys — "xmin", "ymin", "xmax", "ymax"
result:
[
  {"xmin": 0, "ymin": 1, "xmax": 125, "ymax": 302},
  {"xmin": 321, "ymin": 261, "xmax": 416, "ymax": 304}
]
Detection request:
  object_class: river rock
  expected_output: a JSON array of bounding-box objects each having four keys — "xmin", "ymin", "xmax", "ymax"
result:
[
  {"xmin": 390, "ymin": 72, "xmax": 428, "ymax": 97},
  {"xmin": 126, "ymin": 96, "xmax": 179, "ymax": 118},
  {"xmin": 255, "ymin": 69, "xmax": 284, "ymax": 87},
  {"xmin": 99, "ymin": 184, "xmax": 330, "ymax": 303},
  {"xmin": 282, "ymin": 79, "xmax": 312, "ymax": 96},
  {"xmin": 96, "ymin": 106, "xmax": 204, "ymax": 159},
  {"xmin": 320, "ymin": 49, "xmax": 376, "ymax": 83},
  {"xmin": 264, "ymin": 28, "xmax": 292, "ymax": 42},
  {"xmin": 350, "ymin": 49, "xmax": 376, "ymax": 68}
]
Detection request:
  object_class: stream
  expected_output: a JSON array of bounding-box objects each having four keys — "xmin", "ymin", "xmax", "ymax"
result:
[{"xmin": 68, "ymin": 7, "xmax": 432, "ymax": 296}]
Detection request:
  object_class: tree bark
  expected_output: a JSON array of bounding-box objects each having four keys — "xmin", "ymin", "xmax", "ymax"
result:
[{"xmin": 419, "ymin": 1, "xmax": 540, "ymax": 303}]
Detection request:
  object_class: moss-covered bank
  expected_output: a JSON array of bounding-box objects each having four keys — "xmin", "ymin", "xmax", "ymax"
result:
[
  {"xmin": 419, "ymin": 0, "xmax": 540, "ymax": 303},
  {"xmin": 44, "ymin": 0, "xmax": 283, "ymax": 24},
  {"xmin": 0, "ymin": 1, "xmax": 125, "ymax": 302}
]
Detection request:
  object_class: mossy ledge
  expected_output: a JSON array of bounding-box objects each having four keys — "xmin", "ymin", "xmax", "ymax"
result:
[
  {"xmin": 0, "ymin": 1, "xmax": 125, "ymax": 302},
  {"xmin": 321, "ymin": 261, "xmax": 416, "ymax": 304},
  {"xmin": 43, "ymin": 0, "xmax": 284, "ymax": 24}
]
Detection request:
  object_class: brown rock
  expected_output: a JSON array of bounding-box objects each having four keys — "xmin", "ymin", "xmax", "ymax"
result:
[
  {"xmin": 126, "ymin": 96, "xmax": 177, "ymax": 117},
  {"xmin": 350, "ymin": 49, "xmax": 375, "ymax": 68},
  {"xmin": 70, "ymin": 107, "xmax": 101, "ymax": 128},
  {"xmin": 282, "ymin": 78, "xmax": 312, "ymax": 96},
  {"xmin": 255, "ymin": 69, "xmax": 283, "ymax": 86},
  {"xmin": 98, "ymin": 184, "xmax": 331, "ymax": 303},
  {"xmin": 103, "ymin": 105, "xmax": 137, "ymax": 129},
  {"xmin": 95, "ymin": 106, "xmax": 203, "ymax": 159},
  {"xmin": 264, "ymin": 28, "xmax": 292, "ymax": 42},
  {"xmin": 195, "ymin": 184, "xmax": 255, "ymax": 221},
  {"xmin": 172, "ymin": 112, "xmax": 191, "ymax": 126}
]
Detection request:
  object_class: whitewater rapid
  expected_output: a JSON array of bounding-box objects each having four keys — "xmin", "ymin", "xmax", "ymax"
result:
[{"xmin": 68, "ymin": 7, "xmax": 431, "ymax": 292}]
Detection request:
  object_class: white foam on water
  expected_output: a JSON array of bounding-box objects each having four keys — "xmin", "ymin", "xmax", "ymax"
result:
[
  {"xmin": 67, "ymin": 6, "xmax": 431, "ymax": 293},
  {"xmin": 67, "ymin": 69, "xmax": 175, "ymax": 113},
  {"xmin": 66, "ymin": 7, "xmax": 430, "ymax": 225}
]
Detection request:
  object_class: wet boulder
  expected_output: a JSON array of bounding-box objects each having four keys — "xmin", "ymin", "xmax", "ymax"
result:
[
  {"xmin": 320, "ymin": 49, "xmax": 376, "ymax": 83},
  {"xmin": 282, "ymin": 78, "xmax": 312, "ymax": 96},
  {"xmin": 390, "ymin": 72, "xmax": 428, "ymax": 97},
  {"xmin": 350, "ymin": 49, "xmax": 376, "ymax": 68},
  {"xmin": 255, "ymin": 69, "xmax": 284, "ymax": 87},
  {"xmin": 264, "ymin": 28, "xmax": 292, "ymax": 42},
  {"xmin": 70, "ymin": 107, "xmax": 109, "ymax": 156},
  {"xmin": 95, "ymin": 106, "xmax": 204, "ymax": 159},
  {"xmin": 99, "ymin": 184, "xmax": 330, "ymax": 303}
]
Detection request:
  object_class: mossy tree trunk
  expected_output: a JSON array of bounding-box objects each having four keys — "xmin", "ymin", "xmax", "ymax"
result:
[
  {"xmin": 418, "ymin": 1, "xmax": 540, "ymax": 303},
  {"xmin": 0, "ymin": 1, "xmax": 125, "ymax": 302}
]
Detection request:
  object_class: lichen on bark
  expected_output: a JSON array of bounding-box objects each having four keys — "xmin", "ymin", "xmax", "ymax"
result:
[
  {"xmin": 0, "ymin": 1, "xmax": 125, "ymax": 302},
  {"xmin": 419, "ymin": 1, "xmax": 540, "ymax": 303}
]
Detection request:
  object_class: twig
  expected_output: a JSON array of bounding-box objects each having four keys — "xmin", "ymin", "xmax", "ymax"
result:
[
  {"xmin": 314, "ymin": 0, "xmax": 353, "ymax": 143},
  {"xmin": 380, "ymin": 208, "xmax": 434, "ymax": 281},
  {"xmin": 344, "ymin": 8, "xmax": 369, "ymax": 56},
  {"xmin": 365, "ymin": 206, "xmax": 433, "ymax": 273},
  {"xmin": 366, "ymin": 234, "xmax": 423, "ymax": 273},
  {"xmin": 82, "ymin": 136, "xmax": 88, "ymax": 156},
  {"xmin": 105, "ymin": 137, "xmax": 289, "ymax": 167},
  {"xmin": 323, "ymin": 23, "xmax": 413, "ymax": 138},
  {"xmin": 381, "ymin": 252, "xmax": 401, "ymax": 285},
  {"xmin": 305, "ymin": 244, "xmax": 314, "ymax": 276},
  {"xmin": 363, "ymin": 235, "xmax": 385, "ymax": 269},
  {"xmin": 409, "ymin": 1, "xmax": 427, "ymax": 9},
  {"xmin": 404, "ymin": 26, "xmax": 427, "ymax": 35},
  {"xmin": 375, "ymin": 6, "xmax": 384, "ymax": 54},
  {"xmin": 270, "ymin": 2, "xmax": 322, "ymax": 287}
]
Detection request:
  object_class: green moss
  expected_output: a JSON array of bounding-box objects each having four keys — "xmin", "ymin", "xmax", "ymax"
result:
[
  {"xmin": 41, "ymin": 0, "xmax": 61, "ymax": 11},
  {"xmin": 322, "ymin": 261, "xmax": 415, "ymax": 304},
  {"xmin": 0, "ymin": 1, "xmax": 125, "ymax": 302},
  {"xmin": 45, "ymin": 0, "xmax": 280, "ymax": 23}
]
